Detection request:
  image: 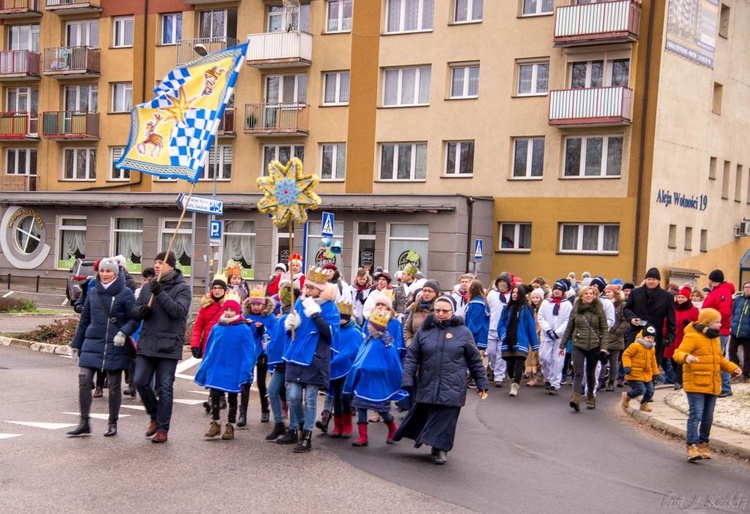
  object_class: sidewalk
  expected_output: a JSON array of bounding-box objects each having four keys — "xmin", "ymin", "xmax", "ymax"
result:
[{"xmin": 621, "ymin": 383, "xmax": 750, "ymax": 460}]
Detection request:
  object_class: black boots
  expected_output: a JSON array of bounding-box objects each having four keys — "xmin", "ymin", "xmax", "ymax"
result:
[
  {"xmin": 237, "ymin": 405, "xmax": 248, "ymax": 427},
  {"xmin": 276, "ymin": 427, "xmax": 298, "ymax": 445},
  {"xmin": 103, "ymin": 423, "xmax": 117, "ymax": 437},
  {"xmin": 315, "ymin": 409, "xmax": 331, "ymax": 434},
  {"xmin": 293, "ymin": 429, "xmax": 312, "ymax": 453},
  {"xmin": 67, "ymin": 419, "xmax": 91, "ymax": 437},
  {"xmin": 265, "ymin": 422, "xmax": 286, "ymax": 441}
]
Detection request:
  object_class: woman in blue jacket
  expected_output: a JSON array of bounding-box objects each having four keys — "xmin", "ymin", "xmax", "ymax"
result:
[
  {"xmin": 68, "ymin": 258, "xmax": 136, "ymax": 437},
  {"xmin": 730, "ymin": 281, "xmax": 750, "ymax": 381},
  {"xmin": 497, "ymin": 285, "xmax": 539, "ymax": 398}
]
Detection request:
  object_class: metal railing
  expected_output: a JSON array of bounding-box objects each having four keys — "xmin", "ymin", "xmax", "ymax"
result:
[
  {"xmin": 45, "ymin": 0, "xmax": 99, "ymax": 8},
  {"xmin": 175, "ymin": 37, "xmax": 238, "ymax": 66},
  {"xmin": 42, "ymin": 46, "xmax": 100, "ymax": 75},
  {"xmin": 0, "ymin": 111, "xmax": 38, "ymax": 137},
  {"xmin": 554, "ymin": 0, "xmax": 641, "ymax": 42},
  {"xmin": 0, "ymin": 0, "xmax": 40, "ymax": 11},
  {"xmin": 549, "ymin": 87, "xmax": 632, "ymax": 125},
  {"xmin": 246, "ymin": 31, "xmax": 312, "ymax": 65},
  {"xmin": 41, "ymin": 111, "xmax": 99, "ymax": 138},
  {"xmin": 0, "ymin": 50, "xmax": 40, "ymax": 76},
  {"xmin": 244, "ymin": 103, "xmax": 309, "ymax": 134}
]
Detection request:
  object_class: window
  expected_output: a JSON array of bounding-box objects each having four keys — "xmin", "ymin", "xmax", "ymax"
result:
[
  {"xmin": 387, "ymin": 223, "xmax": 429, "ymax": 273},
  {"xmin": 355, "ymin": 222, "xmax": 376, "ymax": 272},
  {"xmin": 63, "ymin": 148, "xmax": 96, "ymax": 180},
  {"xmin": 445, "ymin": 141, "xmax": 474, "ymax": 176},
  {"xmin": 668, "ymin": 224, "xmax": 677, "ymax": 249},
  {"xmin": 161, "ymin": 13, "xmax": 182, "ymax": 45},
  {"xmin": 450, "ymin": 65, "xmax": 479, "ymax": 99},
  {"xmin": 200, "ymin": 8, "xmax": 238, "ymax": 39},
  {"xmin": 379, "ymin": 142, "xmax": 427, "ymax": 181},
  {"xmin": 160, "ymin": 219, "xmax": 192, "ymax": 276},
  {"xmin": 326, "ymin": 0, "xmax": 352, "ymax": 32},
  {"xmin": 65, "ymin": 20, "xmax": 99, "ymax": 47},
  {"xmin": 306, "ymin": 220, "xmax": 343, "ymax": 268},
  {"xmin": 8, "ymin": 24, "xmax": 39, "ymax": 52},
  {"xmin": 265, "ymin": 74, "xmax": 307, "ymax": 104},
  {"xmin": 517, "ymin": 62, "xmax": 548, "ymax": 96},
  {"xmin": 570, "ymin": 58, "xmax": 629, "ymax": 88},
  {"xmin": 112, "ymin": 16, "xmax": 134, "ymax": 48},
  {"xmin": 321, "ymin": 143, "xmax": 346, "ymax": 180},
  {"xmin": 512, "ymin": 138, "xmax": 544, "ymax": 179},
  {"xmin": 735, "ymin": 164, "xmax": 743, "ymax": 203},
  {"xmin": 5, "ymin": 148, "xmax": 37, "ymax": 176},
  {"xmin": 200, "ymin": 145, "xmax": 232, "ymax": 181},
  {"xmin": 110, "ymin": 147, "xmax": 130, "ymax": 181},
  {"xmin": 521, "ymin": 0, "xmax": 553, "ymax": 16},
  {"xmin": 712, "ymin": 82, "xmax": 723, "ymax": 114},
  {"xmin": 6, "ymin": 87, "xmax": 38, "ymax": 134},
  {"xmin": 454, "ymin": 0, "xmax": 483, "ymax": 23},
  {"xmin": 111, "ymin": 82, "xmax": 132, "ymax": 113},
  {"xmin": 560, "ymin": 224, "xmax": 619, "ymax": 254},
  {"xmin": 13, "ymin": 212, "xmax": 42, "ymax": 255},
  {"xmin": 222, "ymin": 220, "xmax": 256, "ymax": 279},
  {"xmin": 263, "ymin": 145, "xmax": 305, "ymax": 176},
  {"xmin": 323, "ymin": 71, "xmax": 350, "ymax": 105},
  {"xmin": 499, "ymin": 223, "xmax": 531, "ymax": 251},
  {"xmin": 386, "ymin": 0, "xmax": 434, "ymax": 33},
  {"xmin": 113, "ymin": 218, "xmax": 142, "ymax": 272},
  {"xmin": 719, "ymin": 4, "xmax": 730, "ymax": 39},
  {"xmin": 57, "ymin": 217, "xmax": 86, "ymax": 269},
  {"xmin": 700, "ymin": 229, "xmax": 707, "ymax": 252},
  {"xmin": 267, "ymin": 4, "xmax": 309, "ymax": 33},
  {"xmin": 383, "ymin": 66, "xmax": 431, "ymax": 106},
  {"xmin": 722, "ymin": 160, "xmax": 730, "ymax": 199},
  {"xmin": 564, "ymin": 136, "xmax": 622, "ymax": 177},
  {"xmin": 709, "ymin": 156, "xmax": 717, "ymax": 180},
  {"xmin": 684, "ymin": 227, "xmax": 693, "ymax": 251},
  {"xmin": 64, "ymin": 84, "xmax": 98, "ymax": 112}
]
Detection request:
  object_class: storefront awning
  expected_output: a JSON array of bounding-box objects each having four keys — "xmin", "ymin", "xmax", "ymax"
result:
[{"xmin": 668, "ymin": 267, "xmax": 705, "ymax": 277}]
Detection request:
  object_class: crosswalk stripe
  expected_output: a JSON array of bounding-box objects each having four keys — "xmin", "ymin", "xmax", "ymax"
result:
[
  {"xmin": 62, "ymin": 412, "xmax": 130, "ymax": 420},
  {"xmin": 120, "ymin": 404, "xmax": 146, "ymax": 411},
  {"xmin": 174, "ymin": 399, "xmax": 206, "ymax": 406},
  {"xmin": 6, "ymin": 421, "xmax": 78, "ymax": 430},
  {"xmin": 0, "ymin": 434, "xmax": 22, "ymax": 440}
]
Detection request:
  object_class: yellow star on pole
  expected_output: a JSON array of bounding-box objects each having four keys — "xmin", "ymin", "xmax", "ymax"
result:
[
  {"xmin": 161, "ymin": 86, "xmax": 193, "ymax": 125},
  {"xmin": 256, "ymin": 158, "xmax": 321, "ymax": 227}
]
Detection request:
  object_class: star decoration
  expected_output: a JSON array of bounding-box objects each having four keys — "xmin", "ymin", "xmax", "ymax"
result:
[
  {"xmin": 256, "ymin": 157, "xmax": 321, "ymax": 227},
  {"xmin": 161, "ymin": 86, "xmax": 193, "ymax": 126}
]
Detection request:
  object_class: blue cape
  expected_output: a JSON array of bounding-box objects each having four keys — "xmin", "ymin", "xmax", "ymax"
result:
[
  {"xmin": 343, "ymin": 332, "xmax": 408, "ymax": 403},
  {"xmin": 283, "ymin": 299, "xmax": 340, "ymax": 367},
  {"xmin": 245, "ymin": 312, "xmax": 278, "ymax": 349},
  {"xmin": 266, "ymin": 312, "xmax": 291, "ymax": 371},
  {"xmin": 362, "ymin": 317, "xmax": 405, "ymax": 359},
  {"xmin": 330, "ymin": 322, "xmax": 365, "ymax": 380},
  {"xmin": 466, "ymin": 298, "xmax": 490, "ymax": 350},
  {"xmin": 194, "ymin": 320, "xmax": 260, "ymax": 393}
]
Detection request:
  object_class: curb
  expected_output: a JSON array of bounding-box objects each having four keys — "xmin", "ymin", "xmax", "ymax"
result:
[{"xmin": 0, "ymin": 336, "xmax": 71, "ymax": 356}]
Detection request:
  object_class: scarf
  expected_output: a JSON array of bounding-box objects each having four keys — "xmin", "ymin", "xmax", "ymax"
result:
[
  {"xmin": 674, "ymin": 300, "xmax": 694, "ymax": 312},
  {"xmin": 418, "ymin": 298, "xmax": 433, "ymax": 311},
  {"xmin": 353, "ymin": 282, "xmax": 370, "ymax": 304},
  {"xmin": 458, "ymin": 290, "xmax": 469, "ymax": 304},
  {"xmin": 548, "ymin": 297, "xmax": 562, "ymax": 316}
]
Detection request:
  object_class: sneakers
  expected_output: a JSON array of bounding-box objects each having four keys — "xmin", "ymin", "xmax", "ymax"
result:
[
  {"xmin": 639, "ymin": 402, "xmax": 652, "ymax": 412},
  {"xmin": 621, "ymin": 392, "xmax": 631, "ymax": 409},
  {"xmin": 221, "ymin": 423, "xmax": 234, "ymax": 440},
  {"xmin": 718, "ymin": 391, "xmax": 733, "ymax": 398},
  {"xmin": 205, "ymin": 421, "xmax": 221, "ymax": 438},
  {"xmin": 431, "ymin": 448, "xmax": 447, "ymax": 465},
  {"xmin": 509, "ymin": 383, "xmax": 519, "ymax": 397},
  {"xmin": 493, "ymin": 380, "xmax": 503, "ymax": 388},
  {"xmin": 697, "ymin": 442, "xmax": 711, "ymax": 459},
  {"xmin": 686, "ymin": 444, "xmax": 702, "ymax": 462},
  {"xmin": 548, "ymin": 387, "xmax": 558, "ymax": 395}
]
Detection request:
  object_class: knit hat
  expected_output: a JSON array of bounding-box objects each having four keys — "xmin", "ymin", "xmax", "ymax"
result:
[
  {"xmin": 305, "ymin": 267, "xmax": 328, "ymax": 290},
  {"xmin": 644, "ymin": 267, "xmax": 661, "ymax": 280},
  {"xmin": 641, "ymin": 325, "xmax": 657, "ymax": 338},
  {"xmin": 98, "ymin": 258, "xmax": 120, "ymax": 276},
  {"xmin": 373, "ymin": 293, "xmax": 393, "ymax": 310},
  {"xmin": 604, "ymin": 283, "xmax": 621, "ymax": 294},
  {"xmin": 610, "ymin": 278, "xmax": 623, "ymax": 286},
  {"xmin": 223, "ymin": 292, "xmax": 242, "ymax": 314},
  {"xmin": 529, "ymin": 288, "xmax": 545, "ymax": 301},
  {"xmin": 369, "ymin": 309, "xmax": 391, "ymax": 331},
  {"xmin": 590, "ymin": 276, "xmax": 607, "ymax": 292},
  {"xmin": 113, "ymin": 255, "xmax": 127, "ymax": 269},
  {"xmin": 275, "ymin": 262, "xmax": 288, "ymax": 272},
  {"xmin": 322, "ymin": 263, "xmax": 338, "ymax": 273},
  {"xmin": 279, "ymin": 283, "xmax": 299, "ymax": 306},
  {"xmin": 708, "ymin": 269, "xmax": 724, "ymax": 283},
  {"xmin": 622, "ymin": 282, "xmax": 635, "ymax": 291},
  {"xmin": 155, "ymin": 251, "xmax": 177, "ymax": 268},
  {"xmin": 553, "ymin": 279, "xmax": 570, "ymax": 292},
  {"xmin": 422, "ymin": 279, "xmax": 440, "ymax": 295},
  {"xmin": 434, "ymin": 295, "xmax": 456, "ymax": 312},
  {"xmin": 211, "ymin": 273, "xmax": 228, "ymax": 289},
  {"xmin": 698, "ymin": 308, "xmax": 721, "ymax": 326},
  {"xmin": 676, "ymin": 287, "xmax": 692, "ymax": 299},
  {"xmin": 247, "ymin": 285, "xmax": 266, "ymax": 305}
]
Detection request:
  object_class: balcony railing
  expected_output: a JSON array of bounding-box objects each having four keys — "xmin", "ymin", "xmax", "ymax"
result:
[
  {"xmin": 175, "ymin": 37, "xmax": 238, "ymax": 66},
  {"xmin": 41, "ymin": 111, "xmax": 99, "ymax": 139},
  {"xmin": 45, "ymin": 0, "xmax": 101, "ymax": 15},
  {"xmin": 244, "ymin": 103, "xmax": 309, "ymax": 136},
  {"xmin": 218, "ymin": 107, "xmax": 235, "ymax": 136},
  {"xmin": 246, "ymin": 32, "xmax": 312, "ymax": 68},
  {"xmin": 0, "ymin": 50, "xmax": 41, "ymax": 79},
  {"xmin": 42, "ymin": 46, "xmax": 100, "ymax": 76},
  {"xmin": 0, "ymin": 175, "xmax": 36, "ymax": 191},
  {"xmin": 549, "ymin": 87, "xmax": 633, "ymax": 126},
  {"xmin": 554, "ymin": 0, "xmax": 641, "ymax": 47},
  {"xmin": 0, "ymin": 0, "xmax": 42, "ymax": 18},
  {"xmin": 0, "ymin": 111, "xmax": 39, "ymax": 138}
]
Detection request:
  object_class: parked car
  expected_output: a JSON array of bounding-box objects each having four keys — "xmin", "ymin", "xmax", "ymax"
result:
[{"xmin": 66, "ymin": 258, "xmax": 96, "ymax": 305}]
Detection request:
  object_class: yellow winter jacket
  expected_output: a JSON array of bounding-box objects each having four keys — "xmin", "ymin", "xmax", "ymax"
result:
[
  {"xmin": 673, "ymin": 323, "xmax": 740, "ymax": 395},
  {"xmin": 622, "ymin": 337, "xmax": 659, "ymax": 382}
]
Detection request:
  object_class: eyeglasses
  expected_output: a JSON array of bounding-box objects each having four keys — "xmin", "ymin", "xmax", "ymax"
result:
[
  {"xmin": 434, "ymin": 309, "xmax": 452, "ymax": 314},
  {"xmin": 304, "ymin": 284, "xmax": 316, "ymax": 290}
]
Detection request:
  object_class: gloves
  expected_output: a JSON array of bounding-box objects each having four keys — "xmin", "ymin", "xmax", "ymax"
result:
[
  {"xmin": 598, "ymin": 350, "xmax": 609, "ymax": 365},
  {"xmin": 664, "ymin": 337, "xmax": 675, "ymax": 347},
  {"xmin": 623, "ymin": 367, "xmax": 632, "ymax": 375},
  {"xmin": 285, "ymin": 311, "xmax": 301, "ymax": 331},
  {"xmin": 149, "ymin": 279, "xmax": 162, "ymax": 296},
  {"xmin": 139, "ymin": 305, "xmax": 153, "ymax": 319},
  {"xmin": 302, "ymin": 297, "xmax": 321, "ymax": 317},
  {"xmin": 191, "ymin": 347, "xmax": 202, "ymax": 359},
  {"xmin": 113, "ymin": 331, "xmax": 127, "ymax": 347},
  {"xmin": 545, "ymin": 329, "xmax": 558, "ymax": 340},
  {"xmin": 70, "ymin": 348, "xmax": 79, "ymax": 361}
]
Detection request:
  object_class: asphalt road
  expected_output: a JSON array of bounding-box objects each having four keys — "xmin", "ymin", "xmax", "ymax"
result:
[{"xmin": 1, "ymin": 346, "xmax": 748, "ymax": 513}]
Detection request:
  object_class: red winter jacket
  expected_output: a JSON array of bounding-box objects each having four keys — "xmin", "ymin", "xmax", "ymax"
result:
[
  {"xmin": 664, "ymin": 302, "xmax": 698, "ymax": 359},
  {"xmin": 702, "ymin": 282, "xmax": 735, "ymax": 336},
  {"xmin": 190, "ymin": 294, "xmax": 225, "ymax": 353}
]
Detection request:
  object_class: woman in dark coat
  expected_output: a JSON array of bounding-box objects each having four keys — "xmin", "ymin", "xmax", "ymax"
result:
[
  {"xmin": 68, "ymin": 258, "xmax": 136, "ymax": 437},
  {"xmin": 394, "ymin": 295, "xmax": 489, "ymax": 464}
]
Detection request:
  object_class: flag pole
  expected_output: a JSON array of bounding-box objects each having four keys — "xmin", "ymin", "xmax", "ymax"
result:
[{"xmin": 288, "ymin": 218, "xmax": 295, "ymax": 339}]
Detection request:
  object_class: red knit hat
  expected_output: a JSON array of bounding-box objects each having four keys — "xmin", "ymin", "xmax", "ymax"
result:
[{"xmin": 677, "ymin": 287, "xmax": 692, "ymax": 299}]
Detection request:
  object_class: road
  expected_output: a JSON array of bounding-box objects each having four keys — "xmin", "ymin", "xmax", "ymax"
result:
[{"xmin": 1, "ymin": 346, "xmax": 747, "ymax": 513}]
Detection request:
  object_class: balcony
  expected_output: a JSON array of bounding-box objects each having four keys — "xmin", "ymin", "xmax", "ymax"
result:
[
  {"xmin": 181, "ymin": 0, "xmax": 235, "ymax": 3},
  {"xmin": 42, "ymin": 46, "xmax": 100, "ymax": 77},
  {"xmin": 246, "ymin": 32, "xmax": 312, "ymax": 69},
  {"xmin": 0, "ymin": 0, "xmax": 42, "ymax": 18},
  {"xmin": 217, "ymin": 107, "xmax": 235, "ymax": 137},
  {"xmin": 41, "ymin": 111, "xmax": 99, "ymax": 140},
  {"xmin": 0, "ymin": 50, "xmax": 41, "ymax": 80},
  {"xmin": 0, "ymin": 112, "xmax": 39, "ymax": 139},
  {"xmin": 44, "ymin": 0, "xmax": 101, "ymax": 15},
  {"xmin": 0, "ymin": 175, "xmax": 36, "ymax": 191},
  {"xmin": 549, "ymin": 87, "xmax": 633, "ymax": 127},
  {"xmin": 244, "ymin": 103, "xmax": 309, "ymax": 137},
  {"xmin": 554, "ymin": 0, "xmax": 641, "ymax": 47},
  {"xmin": 175, "ymin": 37, "xmax": 237, "ymax": 66}
]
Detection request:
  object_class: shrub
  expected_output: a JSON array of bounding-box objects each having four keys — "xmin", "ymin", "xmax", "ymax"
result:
[
  {"xmin": 16, "ymin": 318, "xmax": 79, "ymax": 345},
  {"xmin": 0, "ymin": 297, "xmax": 36, "ymax": 313}
]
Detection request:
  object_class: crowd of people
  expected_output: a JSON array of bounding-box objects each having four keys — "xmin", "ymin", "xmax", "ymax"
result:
[{"xmin": 68, "ymin": 253, "xmax": 749, "ymax": 463}]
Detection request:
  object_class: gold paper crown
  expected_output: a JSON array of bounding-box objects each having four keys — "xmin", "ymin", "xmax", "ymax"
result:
[
  {"xmin": 369, "ymin": 309, "xmax": 391, "ymax": 329},
  {"xmin": 380, "ymin": 289, "xmax": 394, "ymax": 301},
  {"xmin": 223, "ymin": 292, "xmax": 242, "ymax": 308},
  {"xmin": 212, "ymin": 273, "xmax": 227, "ymax": 286},
  {"xmin": 404, "ymin": 264, "xmax": 418, "ymax": 276},
  {"xmin": 336, "ymin": 300, "xmax": 353, "ymax": 316},
  {"xmin": 248, "ymin": 285, "xmax": 266, "ymax": 302},
  {"xmin": 306, "ymin": 266, "xmax": 328, "ymax": 285},
  {"xmin": 225, "ymin": 259, "xmax": 242, "ymax": 277}
]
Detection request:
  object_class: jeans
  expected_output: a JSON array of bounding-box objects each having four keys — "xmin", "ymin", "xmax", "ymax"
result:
[
  {"xmin": 719, "ymin": 336, "xmax": 731, "ymax": 394},
  {"xmin": 268, "ymin": 369, "xmax": 286, "ymax": 424},
  {"xmin": 78, "ymin": 367, "xmax": 122, "ymax": 424},
  {"xmin": 685, "ymin": 392, "xmax": 717, "ymax": 445},
  {"xmin": 286, "ymin": 381, "xmax": 318, "ymax": 431},
  {"xmin": 626, "ymin": 380, "xmax": 655, "ymax": 404},
  {"xmin": 660, "ymin": 357, "xmax": 675, "ymax": 384},
  {"xmin": 134, "ymin": 355, "xmax": 177, "ymax": 433}
]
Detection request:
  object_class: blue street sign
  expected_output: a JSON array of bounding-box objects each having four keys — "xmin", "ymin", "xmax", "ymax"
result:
[
  {"xmin": 321, "ymin": 212, "xmax": 335, "ymax": 237},
  {"xmin": 209, "ymin": 220, "xmax": 223, "ymax": 246},
  {"xmin": 474, "ymin": 239, "xmax": 483, "ymax": 261},
  {"xmin": 177, "ymin": 194, "xmax": 223, "ymax": 215}
]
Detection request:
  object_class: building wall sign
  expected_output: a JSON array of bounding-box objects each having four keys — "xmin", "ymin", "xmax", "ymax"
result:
[
  {"xmin": 655, "ymin": 189, "xmax": 708, "ymax": 211},
  {"xmin": 665, "ymin": 0, "xmax": 719, "ymax": 68},
  {"xmin": 0, "ymin": 206, "xmax": 51, "ymax": 269}
]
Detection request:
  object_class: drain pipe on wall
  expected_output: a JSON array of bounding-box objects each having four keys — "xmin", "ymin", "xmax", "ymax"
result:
[{"xmin": 465, "ymin": 195, "xmax": 475, "ymax": 273}]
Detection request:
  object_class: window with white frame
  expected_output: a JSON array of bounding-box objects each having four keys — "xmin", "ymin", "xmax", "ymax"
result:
[
  {"xmin": 6, "ymin": 86, "xmax": 38, "ymax": 134},
  {"xmin": 57, "ymin": 217, "xmax": 86, "ymax": 269},
  {"xmin": 110, "ymin": 147, "xmax": 130, "ymax": 181},
  {"xmin": 383, "ymin": 66, "xmax": 431, "ymax": 106},
  {"xmin": 161, "ymin": 13, "xmax": 182, "ymax": 45},
  {"xmin": 199, "ymin": 145, "xmax": 232, "ymax": 181},
  {"xmin": 262, "ymin": 144, "xmax": 305, "ymax": 176},
  {"xmin": 200, "ymin": 8, "xmax": 238, "ymax": 39},
  {"xmin": 445, "ymin": 141, "xmax": 474, "ymax": 176},
  {"xmin": 454, "ymin": 0, "xmax": 483, "ymax": 23},
  {"xmin": 267, "ymin": 4, "xmax": 309, "ymax": 33},
  {"xmin": 265, "ymin": 74, "xmax": 307, "ymax": 104},
  {"xmin": 64, "ymin": 84, "xmax": 97, "ymax": 112},
  {"xmin": 63, "ymin": 148, "xmax": 96, "ymax": 180},
  {"xmin": 560, "ymin": 223, "xmax": 619, "ymax": 254},
  {"xmin": 564, "ymin": 136, "xmax": 622, "ymax": 177},
  {"xmin": 5, "ymin": 148, "xmax": 37, "ymax": 176},
  {"xmin": 521, "ymin": 0, "xmax": 554, "ymax": 16},
  {"xmin": 450, "ymin": 65, "xmax": 479, "ymax": 98},
  {"xmin": 222, "ymin": 220, "xmax": 256, "ymax": 278},
  {"xmin": 323, "ymin": 71, "xmax": 350, "ymax": 105},
  {"xmin": 387, "ymin": 223, "xmax": 429, "ymax": 273},
  {"xmin": 355, "ymin": 221, "xmax": 376, "ymax": 272},
  {"xmin": 499, "ymin": 223, "xmax": 531, "ymax": 251},
  {"xmin": 326, "ymin": 0, "xmax": 352, "ymax": 32},
  {"xmin": 113, "ymin": 218, "xmax": 142, "ymax": 272},
  {"xmin": 160, "ymin": 219, "xmax": 192, "ymax": 275},
  {"xmin": 65, "ymin": 19, "xmax": 99, "ymax": 47},
  {"xmin": 386, "ymin": 0, "xmax": 434, "ymax": 33},
  {"xmin": 517, "ymin": 61, "xmax": 549, "ymax": 96},
  {"xmin": 570, "ymin": 58, "xmax": 629, "ymax": 89},
  {"xmin": 321, "ymin": 143, "xmax": 346, "ymax": 180},
  {"xmin": 111, "ymin": 82, "xmax": 132, "ymax": 113},
  {"xmin": 112, "ymin": 16, "xmax": 134, "ymax": 48},
  {"xmin": 512, "ymin": 138, "xmax": 544, "ymax": 179},
  {"xmin": 380, "ymin": 142, "xmax": 427, "ymax": 181},
  {"xmin": 8, "ymin": 24, "xmax": 39, "ymax": 52}
]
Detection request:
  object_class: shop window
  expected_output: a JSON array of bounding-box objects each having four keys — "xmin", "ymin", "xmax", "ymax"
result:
[
  {"xmin": 113, "ymin": 218, "xmax": 142, "ymax": 272},
  {"xmin": 57, "ymin": 216, "xmax": 86, "ymax": 269},
  {"xmin": 387, "ymin": 223, "xmax": 428, "ymax": 273}
]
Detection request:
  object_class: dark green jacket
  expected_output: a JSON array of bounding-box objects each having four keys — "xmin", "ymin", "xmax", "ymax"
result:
[{"xmin": 562, "ymin": 298, "xmax": 609, "ymax": 352}]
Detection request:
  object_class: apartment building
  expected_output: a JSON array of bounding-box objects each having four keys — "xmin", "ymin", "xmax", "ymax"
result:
[{"xmin": 0, "ymin": 0, "xmax": 747, "ymax": 293}]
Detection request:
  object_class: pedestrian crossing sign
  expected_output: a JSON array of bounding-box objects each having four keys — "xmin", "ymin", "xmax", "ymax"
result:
[
  {"xmin": 474, "ymin": 239, "xmax": 483, "ymax": 261},
  {"xmin": 321, "ymin": 212, "xmax": 335, "ymax": 237}
]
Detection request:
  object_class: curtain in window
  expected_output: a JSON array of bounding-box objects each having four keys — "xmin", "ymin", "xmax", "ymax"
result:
[
  {"xmin": 467, "ymin": 67, "xmax": 479, "ymax": 96},
  {"xmin": 584, "ymin": 137, "xmax": 603, "ymax": 176},
  {"xmin": 224, "ymin": 221, "xmax": 255, "ymax": 269},
  {"xmin": 417, "ymin": 67, "xmax": 430, "ymax": 103},
  {"xmin": 162, "ymin": 232, "xmax": 191, "ymax": 265},
  {"xmin": 116, "ymin": 219, "xmax": 142, "ymax": 264},
  {"xmin": 404, "ymin": 0, "xmax": 419, "ymax": 31},
  {"xmin": 562, "ymin": 225, "xmax": 577, "ymax": 250},
  {"xmin": 531, "ymin": 139, "xmax": 544, "ymax": 177},
  {"xmin": 61, "ymin": 225, "xmax": 86, "ymax": 260},
  {"xmin": 603, "ymin": 226, "xmax": 619, "ymax": 252},
  {"xmin": 415, "ymin": 144, "xmax": 427, "ymax": 179},
  {"xmin": 582, "ymin": 226, "xmax": 599, "ymax": 251}
]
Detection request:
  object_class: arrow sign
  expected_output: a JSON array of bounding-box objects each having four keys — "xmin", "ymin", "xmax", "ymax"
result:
[
  {"xmin": 177, "ymin": 194, "xmax": 223, "ymax": 216},
  {"xmin": 321, "ymin": 212, "xmax": 334, "ymax": 237},
  {"xmin": 473, "ymin": 239, "xmax": 483, "ymax": 261},
  {"xmin": 209, "ymin": 220, "xmax": 223, "ymax": 246}
]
